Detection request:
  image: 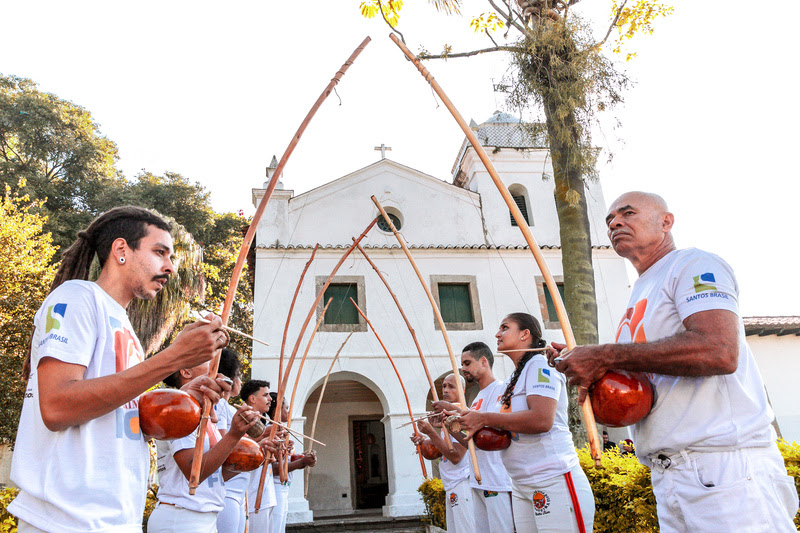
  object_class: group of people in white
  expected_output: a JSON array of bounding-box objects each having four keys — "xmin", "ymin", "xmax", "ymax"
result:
[
  {"xmin": 412, "ymin": 315, "xmax": 594, "ymax": 533},
  {"xmin": 146, "ymin": 348, "xmax": 316, "ymax": 533},
  {"xmin": 8, "ymin": 190, "xmax": 800, "ymax": 533}
]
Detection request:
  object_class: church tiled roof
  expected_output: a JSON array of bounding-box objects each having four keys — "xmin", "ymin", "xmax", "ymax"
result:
[
  {"xmin": 474, "ymin": 110, "xmax": 548, "ymax": 149},
  {"xmin": 744, "ymin": 316, "xmax": 800, "ymax": 337}
]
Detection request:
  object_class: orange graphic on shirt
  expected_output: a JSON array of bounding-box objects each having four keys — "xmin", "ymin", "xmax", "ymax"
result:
[
  {"xmin": 616, "ymin": 299, "xmax": 648, "ymax": 344},
  {"xmin": 114, "ymin": 326, "xmax": 144, "ymax": 372},
  {"xmin": 472, "ymin": 398, "xmax": 483, "ymax": 410}
]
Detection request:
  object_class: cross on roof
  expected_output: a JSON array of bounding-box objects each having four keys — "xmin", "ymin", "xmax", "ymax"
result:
[{"xmin": 374, "ymin": 143, "xmax": 392, "ymax": 159}]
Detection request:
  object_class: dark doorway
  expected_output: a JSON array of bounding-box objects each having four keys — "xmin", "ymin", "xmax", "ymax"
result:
[{"xmin": 352, "ymin": 419, "xmax": 389, "ymax": 509}]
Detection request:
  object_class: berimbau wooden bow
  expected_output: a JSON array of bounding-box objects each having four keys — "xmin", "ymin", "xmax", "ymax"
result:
[
  {"xmin": 281, "ymin": 297, "xmax": 334, "ymax": 481},
  {"xmin": 388, "ymin": 33, "xmax": 602, "ymax": 466},
  {"xmin": 350, "ymin": 299, "xmax": 427, "ymax": 479},
  {"xmin": 353, "ymin": 241, "xmax": 454, "ymax": 452},
  {"xmin": 188, "ymin": 36, "xmax": 372, "ymax": 493},
  {"xmin": 255, "ymin": 218, "xmax": 378, "ymax": 511},
  {"xmin": 371, "ymin": 196, "xmax": 482, "ymax": 483},
  {"xmin": 305, "ymin": 332, "xmax": 353, "ymax": 498}
]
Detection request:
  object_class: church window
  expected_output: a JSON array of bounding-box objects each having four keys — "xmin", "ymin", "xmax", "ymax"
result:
[
  {"xmin": 536, "ymin": 276, "xmax": 565, "ymax": 329},
  {"xmin": 508, "ymin": 184, "xmax": 532, "ymax": 227},
  {"xmin": 317, "ymin": 276, "xmax": 367, "ymax": 332},
  {"xmin": 324, "ymin": 284, "xmax": 359, "ymax": 325},
  {"xmin": 430, "ymin": 275, "xmax": 483, "ymax": 331},
  {"xmin": 377, "ymin": 213, "xmax": 402, "ymax": 232}
]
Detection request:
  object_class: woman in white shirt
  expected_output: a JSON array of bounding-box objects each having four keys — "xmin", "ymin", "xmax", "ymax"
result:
[{"xmin": 455, "ymin": 313, "xmax": 595, "ymax": 533}]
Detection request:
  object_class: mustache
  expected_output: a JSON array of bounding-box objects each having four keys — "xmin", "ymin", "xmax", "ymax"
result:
[{"xmin": 152, "ymin": 275, "xmax": 170, "ymax": 282}]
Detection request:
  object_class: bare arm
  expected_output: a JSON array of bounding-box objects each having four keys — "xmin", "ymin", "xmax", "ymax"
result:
[
  {"xmin": 455, "ymin": 395, "xmax": 557, "ymax": 437},
  {"xmin": 412, "ymin": 419, "xmax": 466, "ymax": 464},
  {"xmin": 551, "ymin": 309, "xmax": 740, "ymax": 403},
  {"xmin": 174, "ymin": 403, "xmax": 258, "ymax": 484},
  {"xmin": 38, "ymin": 318, "xmax": 228, "ymax": 432}
]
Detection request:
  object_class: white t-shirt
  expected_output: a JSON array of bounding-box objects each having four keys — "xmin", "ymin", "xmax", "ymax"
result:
[
  {"xmin": 155, "ymin": 422, "xmax": 227, "ymax": 513},
  {"xmin": 9, "ymin": 281, "xmax": 149, "ymax": 532},
  {"xmin": 439, "ymin": 432, "xmax": 470, "ymax": 492},
  {"xmin": 500, "ymin": 355, "xmax": 579, "ymax": 485},
  {"xmin": 216, "ymin": 401, "xmax": 250, "ymax": 499},
  {"xmin": 617, "ymin": 249, "xmax": 774, "ymax": 461},
  {"xmin": 469, "ymin": 380, "xmax": 512, "ymax": 492},
  {"xmin": 248, "ymin": 462, "xmax": 277, "ymax": 511}
]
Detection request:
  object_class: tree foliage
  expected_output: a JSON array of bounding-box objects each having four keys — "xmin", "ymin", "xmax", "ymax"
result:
[
  {"xmin": 0, "ymin": 181, "xmax": 57, "ymax": 444},
  {"xmin": 0, "ymin": 74, "xmax": 127, "ymax": 251}
]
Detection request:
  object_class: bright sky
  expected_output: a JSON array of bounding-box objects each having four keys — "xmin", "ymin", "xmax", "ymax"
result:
[{"xmin": 3, "ymin": 1, "xmax": 799, "ymax": 316}]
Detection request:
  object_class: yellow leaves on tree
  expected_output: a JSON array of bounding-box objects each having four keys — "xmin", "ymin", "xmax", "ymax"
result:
[
  {"xmin": 0, "ymin": 180, "xmax": 57, "ymax": 444},
  {"xmin": 611, "ymin": 0, "xmax": 674, "ymax": 61},
  {"xmin": 360, "ymin": 0, "xmax": 404, "ymax": 28}
]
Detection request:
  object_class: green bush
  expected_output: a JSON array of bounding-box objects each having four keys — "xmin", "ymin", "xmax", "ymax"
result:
[
  {"xmin": 777, "ymin": 439, "xmax": 800, "ymax": 530},
  {"xmin": 417, "ymin": 477, "xmax": 446, "ymax": 529}
]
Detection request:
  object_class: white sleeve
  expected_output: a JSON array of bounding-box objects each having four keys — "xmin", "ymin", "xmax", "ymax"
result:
[
  {"xmin": 522, "ymin": 356, "xmax": 563, "ymax": 401},
  {"xmin": 672, "ymin": 250, "xmax": 739, "ymax": 321},
  {"xmin": 35, "ymin": 284, "xmax": 99, "ymax": 368}
]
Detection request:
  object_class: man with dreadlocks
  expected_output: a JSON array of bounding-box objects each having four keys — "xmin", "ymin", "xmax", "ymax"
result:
[{"xmin": 9, "ymin": 206, "xmax": 231, "ymax": 533}]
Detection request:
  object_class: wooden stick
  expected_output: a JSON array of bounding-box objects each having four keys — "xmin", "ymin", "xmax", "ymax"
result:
[
  {"xmin": 396, "ymin": 411, "xmax": 443, "ymax": 429},
  {"xmin": 282, "ymin": 297, "xmax": 334, "ymax": 481},
  {"xmin": 350, "ymin": 298, "xmax": 428, "ymax": 479},
  {"xmin": 280, "ymin": 245, "xmax": 320, "ymax": 408},
  {"xmin": 371, "ymin": 196, "xmax": 481, "ymax": 483},
  {"xmin": 192, "ymin": 314, "xmax": 270, "ymax": 347},
  {"xmin": 255, "ymin": 217, "xmax": 378, "ymax": 511},
  {"xmin": 353, "ymin": 242, "xmax": 454, "ymax": 452},
  {"xmin": 387, "ymin": 33, "xmax": 602, "ymax": 467},
  {"xmin": 252, "ymin": 414, "xmax": 327, "ymax": 447},
  {"xmin": 189, "ymin": 36, "xmax": 372, "ymax": 493},
  {"xmin": 305, "ymin": 332, "xmax": 353, "ymax": 498}
]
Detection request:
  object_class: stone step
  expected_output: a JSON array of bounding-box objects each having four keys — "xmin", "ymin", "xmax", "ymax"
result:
[{"xmin": 287, "ymin": 511, "xmax": 427, "ymax": 533}]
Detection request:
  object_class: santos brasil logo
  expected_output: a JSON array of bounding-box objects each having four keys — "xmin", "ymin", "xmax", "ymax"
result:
[
  {"xmin": 693, "ymin": 272, "xmax": 717, "ymax": 293},
  {"xmin": 45, "ymin": 303, "xmax": 67, "ymax": 332}
]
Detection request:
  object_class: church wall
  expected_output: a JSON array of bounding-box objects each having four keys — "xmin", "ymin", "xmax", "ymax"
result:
[{"xmin": 746, "ymin": 335, "xmax": 800, "ymax": 444}]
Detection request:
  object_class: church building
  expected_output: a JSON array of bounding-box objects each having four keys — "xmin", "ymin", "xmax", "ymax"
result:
[{"xmin": 248, "ymin": 111, "xmax": 631, "ymax": 523}]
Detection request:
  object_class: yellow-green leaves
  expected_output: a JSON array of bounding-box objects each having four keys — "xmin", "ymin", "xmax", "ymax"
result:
[
  {"xmin": 470, "ymin": 12, "xmax": 504, "ymax": 34},
  {"xmin": 611, "ymin": 0, "xmax": 674, "ymax": 61},
  {"xmin": 360, "ymin": 0, "xmax": 403, "ymax": 27}
]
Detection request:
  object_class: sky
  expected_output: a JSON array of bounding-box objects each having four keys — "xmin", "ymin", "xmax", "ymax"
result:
[{"xmin": 3, "ymin": 1, "xmax": 799, "ymax": 316}]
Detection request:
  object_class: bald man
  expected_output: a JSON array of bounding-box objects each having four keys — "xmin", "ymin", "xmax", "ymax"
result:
[{"xmin": 548, "ymin": 192, "xmax": 798, "ymax": 532}]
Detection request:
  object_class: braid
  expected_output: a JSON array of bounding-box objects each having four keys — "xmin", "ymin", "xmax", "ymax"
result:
[{"xmin": 500, "ymin": 312, "xmax": 547, "ymax": 408}]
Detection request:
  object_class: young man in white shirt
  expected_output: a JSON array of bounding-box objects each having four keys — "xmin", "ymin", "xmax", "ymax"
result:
[
  {"xmin": 549, "ymin": 191, "xmax": 799, "ymax": 532},
  {"xmin": 435, "ymin": 342, "xmax": 514, "ymax": 533},
  {"xmin": 10, "ymin": 206, "xmax": 231, "ymax": 533}
]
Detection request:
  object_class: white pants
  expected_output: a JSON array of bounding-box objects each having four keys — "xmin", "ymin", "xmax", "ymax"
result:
[
  {"xmin": 248, "ymin": 504, "xmax": 274, "ymax": 533},
  {"xmin": 270, "ymin": 484, "xmax": 290, "ymax": 533},
  {"xmin": 650, "ymin": 443, "xmax": 799, "ymax": 533},
  {"xmin": 17, "ymin": 521, "xmax": 47, "ymax": 533},
  {"xmin": 472, "ymin": 487, "xmax": 514, "ymax": 533},
  {"xmin": 217, "ymin": 495, "xmax": 246, "ymax": 533},
  {"xmin": 147, "ymin": 503, "xmax": 218, "ymax": 533},
  {"xmin": 445, "ymin": 477, "xmax": 476, "ymax": 533},
  {"xmin": 511, "ymin": 466, "xmax": 594, "ymax": 533}
]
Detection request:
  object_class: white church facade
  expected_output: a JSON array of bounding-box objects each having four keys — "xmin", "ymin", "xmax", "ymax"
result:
[{"xmin": 248, "ymin": 111, "xmax": 632, "ymax": 522}]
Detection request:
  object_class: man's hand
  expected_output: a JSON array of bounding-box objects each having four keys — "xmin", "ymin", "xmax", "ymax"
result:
[
  {"xmin": 301, "ymin": 452, "xmax": 317, "ymax": 468},
  {"xmin": 431, "ymin": 400, "xmax": 462, "ymax": 413},
  {"xmin": 166, "ymin": 314, "xmax": 229, "ymax": 369},
  {"xmin": 550, "ymin": 343, "xmax": 610, "ymax": 404},
  {"xmin": 415, "ymin": 418, "xmax": 436, "ymax": 437},
  {"xmin": 181, "ymin": 375, "xmax": 231, "ymax": 406},
  {"xmin": 229, "ymin": 403, "xmax": 260, "ymax": 439},
  {"xmin": 448, "ymin": 409, "xmax": 485, "ymax": 440}
]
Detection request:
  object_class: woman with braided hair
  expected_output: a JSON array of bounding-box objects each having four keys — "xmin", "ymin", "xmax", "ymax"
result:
[{"xmin": 454, "ymin": 313, "xmax": 595, "ymax": 533}]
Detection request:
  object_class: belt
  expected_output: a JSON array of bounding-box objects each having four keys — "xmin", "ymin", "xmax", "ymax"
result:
[{"xmin": 649, "ymin": 449, "xmax": 702, "ymax": 470}]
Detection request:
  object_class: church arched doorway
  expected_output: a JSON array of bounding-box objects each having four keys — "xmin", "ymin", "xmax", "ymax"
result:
[{"xmin": 301, "ymin": 376, "xmax": 388, "ymax": 512}]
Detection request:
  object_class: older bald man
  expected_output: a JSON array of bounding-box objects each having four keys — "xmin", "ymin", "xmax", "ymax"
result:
[{"xmin": 549, "ymin": 192, "xmax": 798, "ymax": 532}]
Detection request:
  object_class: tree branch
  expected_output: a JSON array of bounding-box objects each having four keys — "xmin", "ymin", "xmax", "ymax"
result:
[
  {"xmin": 487, "ymin": 0, "xmax": 531, "ymax": 38},
  {"xmin": 422, "ymin": 45, "xmax": 522, "ymax": 61},
  {"xmin": 377, "ymin": 0, "xmax": 406, "ymax": 45},
  {"xmin": 597, "ymin": 0, "xmax": 628, "ymax": 48}
]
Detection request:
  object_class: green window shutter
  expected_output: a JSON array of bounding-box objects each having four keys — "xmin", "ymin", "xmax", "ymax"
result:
[
  {"xmin": 324, "ymin": 284, "xmax": 359, "ymax": 324},
  {"xmin": 543, "ymin": 283, "xmax": 565, "ymax": 321},
  {"xmin": 438, "ymin": 284, "xmax": 474, "ymax": 323},
  {"xmin": 510, "ymin": 194, "xmax": 530, "ymax": 227}
]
